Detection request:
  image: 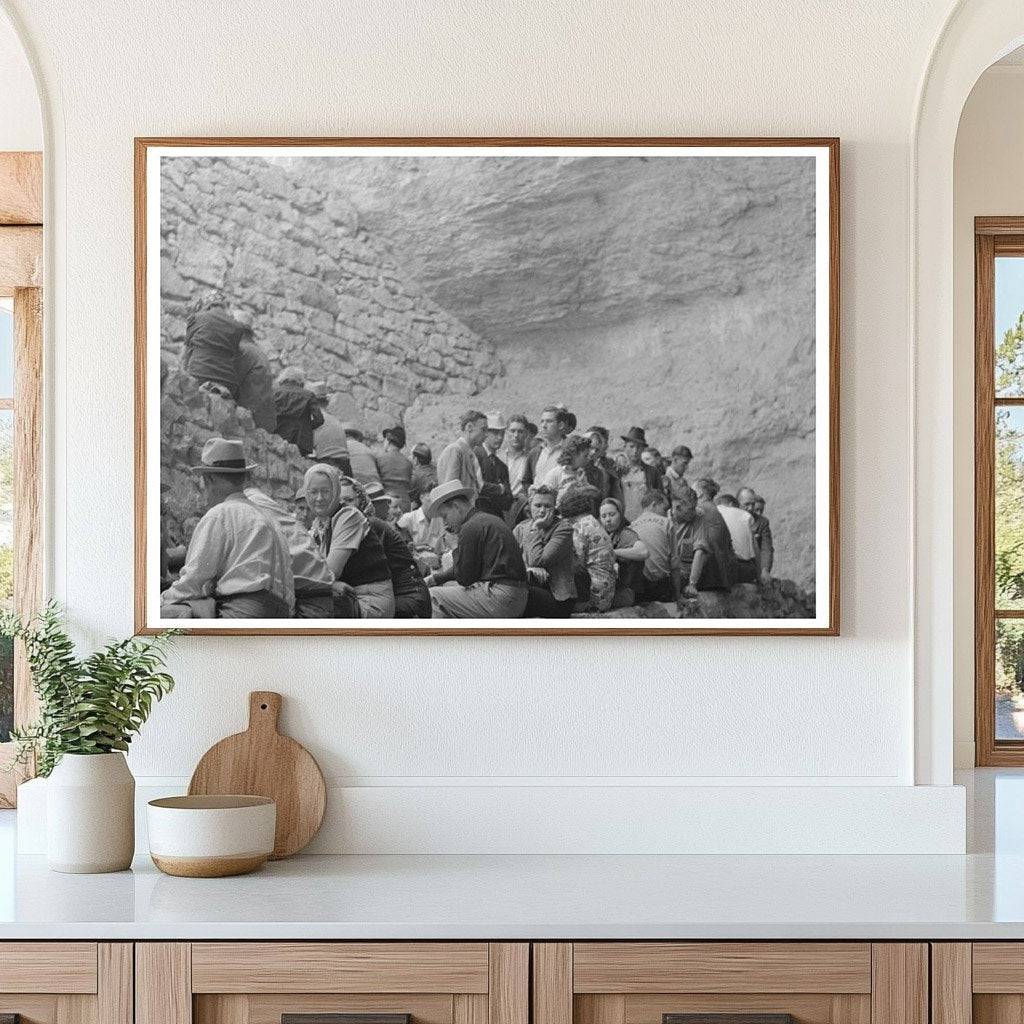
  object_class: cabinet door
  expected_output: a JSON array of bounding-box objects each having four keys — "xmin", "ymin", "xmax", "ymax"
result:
[
  {"xmin": 935, "ymin": 943, "xmax": 1024, "ymax": 1024},
  {"xmin": 137, "ymin": 943, "xmax": 528, "ymax": 1024},
  {"xmin": 0, "ymin": 942, "xmax": 132, "ymax": 1024},
  {"xmin": 534, "ymin": 943, "xmax": 927, "ymax": 1024}
]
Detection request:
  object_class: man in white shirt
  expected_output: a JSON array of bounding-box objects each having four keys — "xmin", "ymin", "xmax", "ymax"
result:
[
  {"xmin": 504, "ymin": 414, "xmax": 532, "ymax": 497},
  {"xmin": 161, "ymin": 437, "xmax": 294, "ymax": 619},
  {"xmin": 531, "ymin": 405, "xmax": 571, "ymax": 483},
  {"xmin": 244, "ymin": 485, "xmax": 333, "ymax": 618},
  {"xmin": 714, "ymin": 492, "xmax": 760, "ymax": 584}
]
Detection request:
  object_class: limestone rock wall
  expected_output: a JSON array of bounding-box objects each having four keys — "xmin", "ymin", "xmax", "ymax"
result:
[
  {"xmin": 160, "ymin": 365, "xmax": 309, "ymax": 547},
  {"xmin": 159, "ymin": 155, "xmax": 501, "ymax": 437}
]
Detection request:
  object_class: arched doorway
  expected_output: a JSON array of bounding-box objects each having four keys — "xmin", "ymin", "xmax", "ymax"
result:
[{"xmin": 914, "ymin": 0, "xmax": 1024, "ymax": 784}]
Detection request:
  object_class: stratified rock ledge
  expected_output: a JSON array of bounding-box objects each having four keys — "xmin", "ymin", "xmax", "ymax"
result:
[{"xmin": 574, "ymin": 580, "xmax": 815, "ymax": 619}]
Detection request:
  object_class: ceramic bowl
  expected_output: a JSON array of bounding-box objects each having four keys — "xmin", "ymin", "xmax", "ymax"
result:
[{"xmin": 147, "ymin": 795, "xmax": 276, "ymax": 877}]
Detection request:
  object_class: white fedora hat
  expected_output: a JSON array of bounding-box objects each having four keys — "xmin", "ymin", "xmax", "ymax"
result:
[
  {"xmin": 422, "ymin": 480, "xmax": 474, "ymax": 519},
  {"xmin": 485, "ymin": 411, "xmax": 507, "ymax": 430},
  {"xmin": 191, "ymin": 437, "xmax": 256, "ymax": 475}
]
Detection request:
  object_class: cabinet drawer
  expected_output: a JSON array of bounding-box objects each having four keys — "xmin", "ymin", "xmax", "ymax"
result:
[
  {"xmin": 572, "ymin": 943, "xmax": 872, "ymax": 994},
  {"xmin": 139, "ymin": 942, "xmax": 528, "ymax": 1024},
  {"xmin": 191, "ymin": 943, "xmax": 490, "ymax": 993},
  {"xmin": 535, "ymin": 944, "xmax": 925, "ymax": 1024},
  {"xmin": 0, "ymin": 942, "xmax": 98, "ymax": 993},
  {"xmin": 0, "ymin": 942, "xmax": 130, "ymax": 1024}
]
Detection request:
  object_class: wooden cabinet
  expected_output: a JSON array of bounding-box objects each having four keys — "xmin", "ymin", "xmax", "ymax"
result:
[
  {"xmin": 931, "ymin": 943, "xmax": 1024, "ymax": 1024},
  {"xmin": 0, "ymin": 942, "xmax": 132, "ymax": 1024},
  {"xmin": 533, "ymin": 943, "xmax": 928, "ymax": 1024},
  {"xmin": 136, "ymin": 943, "xmax": 528, "ymax": 1024}
]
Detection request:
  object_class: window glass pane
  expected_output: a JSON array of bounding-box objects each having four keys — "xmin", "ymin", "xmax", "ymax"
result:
[
  {"xmin": 997, "ymin": 406, "xmax": 1024, "ymax": 610},
  {"xmin": 0, "ymin": 409, "xmax": 11, "ymax": 742},
  {"xmin": 0, "ymin": 301, "xmax": 12, "ymax": 400},
  {"xmin": 996, "ymin": 256, "xmax": 1024, "ymax": 396},
  {"xmin": 998, "ymin": 619, "xmax": 1024, "ymax": 740}
]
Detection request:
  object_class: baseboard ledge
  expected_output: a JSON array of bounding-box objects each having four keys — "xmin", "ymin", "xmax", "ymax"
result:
[{"xmin": 17, "ymin": 779, "xmax": 966, "ymax": 856}]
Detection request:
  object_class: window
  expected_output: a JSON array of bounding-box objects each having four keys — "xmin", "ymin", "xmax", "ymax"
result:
[
  {"xmin": 975, "ymin": 220, "xmax": 1024, "ymax": 764},
  {"xmin": 0, "ymin": 299, "xmax": 11, "ymax": 744},
  {"xmin": 0, "ymin": 149, "xmax": 43, "ymax": 804}
]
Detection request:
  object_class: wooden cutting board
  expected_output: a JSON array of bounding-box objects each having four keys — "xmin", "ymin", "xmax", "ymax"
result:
[{"xmin": 188, "ymin": 691, "xmax": 326, "ymax": 859}]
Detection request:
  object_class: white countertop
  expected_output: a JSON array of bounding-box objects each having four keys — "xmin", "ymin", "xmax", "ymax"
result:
[
  {"xmin": 0, "ymin": 849, "xmax": 1022, "ymax": 940},
  {"xmin": 0, "ymin": 769, "xmax": 1021, "ymax": 941}
]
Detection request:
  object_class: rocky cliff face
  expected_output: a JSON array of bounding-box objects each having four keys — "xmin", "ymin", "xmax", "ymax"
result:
[
  {"xmin": 159, "ymin": 155, "xmax": 501, "ymax": 437},
  {"xmin": 160, "ymin": 364, "xmax": 310, "ymax": 547},
  {"xmin": 307, "ymin": 154, "xmax": 819, "ymax": 589}
]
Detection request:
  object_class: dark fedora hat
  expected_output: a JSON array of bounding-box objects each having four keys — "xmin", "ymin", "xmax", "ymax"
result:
[{"xmin": 620, "ymin": 426, "xmax": 648, "ymax": 446}]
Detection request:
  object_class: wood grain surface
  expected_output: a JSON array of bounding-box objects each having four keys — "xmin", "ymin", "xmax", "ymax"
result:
[
  {"xmin": 534, "ymin": 944, "xmax": 573, "ymax": 1024},
  {"xmin": 188, "ymin": 691, "xmax": 326, "ymax": 858},
  {"xmin": 0, "ymin": 942, "xmax": 97, "ymax": 993},
  {"xmin": 191, "ymin": 942, "xmax": 489, "ymax": 994},
  {"xmin": 0, "ymin": 226, "xmax": 41, "ymax": 294},
  {"xmin": 870, "ymin": 945, "xmax": 927, "ymax": 1024},
  {"xmin": 136, "ymin": 943, "xmax": 191, "ymax": 1024},
  {"xmin": 930, "ymin": 944, "xmax": 971, "ymax": 1024},
  {"xmin": 0, "ymin": 152, "xmax": 42, "ymax": 225},
  {"xmin": 573, "ymin": 943, "xmax": 871, "ymax": 994}
]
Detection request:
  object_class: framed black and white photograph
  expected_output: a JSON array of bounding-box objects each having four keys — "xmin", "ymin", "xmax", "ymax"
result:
[{"xmin": 135, "ymin": 137, "xmax": 839, "ymax": 635}]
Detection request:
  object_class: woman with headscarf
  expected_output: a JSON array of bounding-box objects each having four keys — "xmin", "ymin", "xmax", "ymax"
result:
[
  {"xmin": 344, "ymin": 475, "xmax": 432, "ymax": 619},
  {"xmin": 598, "ymin": 497, "xmax": 649, "ymax": 608},
  {"xmin": 512, "ymin": 484, "xmax": 576, "ymax": 617},
  {"xmin": 557, "ymin": 482, "xmax": 616, "ymax": 613},
  {"xmin": 302, "ymin": 463, "xmax": 395, "ymax": 618}
]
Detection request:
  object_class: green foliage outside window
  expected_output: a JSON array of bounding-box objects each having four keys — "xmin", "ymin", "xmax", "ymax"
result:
[{"xmin": 996, "ymin": 314, "xmax": 1024, "ymax": 695}]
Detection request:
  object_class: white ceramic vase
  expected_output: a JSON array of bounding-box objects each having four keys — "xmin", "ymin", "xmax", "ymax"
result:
[{"xmin": 46, "ymin": 752, "xmax": 135, "ymax": 873}]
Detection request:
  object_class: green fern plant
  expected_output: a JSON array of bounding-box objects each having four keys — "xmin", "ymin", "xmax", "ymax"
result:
[{"xmin": 1, "ymin": 603, "xmax": 178, "ymax": 777}]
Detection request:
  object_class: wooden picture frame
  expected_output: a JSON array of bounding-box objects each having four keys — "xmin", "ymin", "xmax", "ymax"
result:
[
  {"xmin": 0, "ymin": 151, "xmax": 43, "ymax": 806},
  {"xmin": 135, "ymin": 137, "xmax": 840, "ymax": 636}
]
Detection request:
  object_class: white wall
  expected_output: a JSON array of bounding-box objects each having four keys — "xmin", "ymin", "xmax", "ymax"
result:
[
  {"xmin": 952, "ymin": 65, "xmax": 1024, "ymax": 768},
  {"xmin": 0, "ymin": 0, "xmax": 973, "ymax": 851},
  {"xmin": 0, "ymin": 8, "xmax": 39, "ymax": 151}
]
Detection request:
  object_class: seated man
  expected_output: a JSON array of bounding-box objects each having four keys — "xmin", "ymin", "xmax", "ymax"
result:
[
  {"xmin": 738, "ymin": 486, "xmax": 774, "ymax": 580},
  {"xmin": 672, "ymin": 489, "xmax": 734, "ymax": 596},
  {"xmin": 715, "ymin": 492, "xmax": 760, "ymax": 584},
  {"xmin": 629, "ymin": 488, "xmax": 681, "ymax": 603},
  {"xmin": 423, "ymin": 480, "xmax": 528, "ymax": 618},
  {"xmin": 161, "ymin": 437, "xmax": 294, "ymax": 618},
  {"xmin": 244, "ymin": 484, "xmax": 334, "ymax": 618}
]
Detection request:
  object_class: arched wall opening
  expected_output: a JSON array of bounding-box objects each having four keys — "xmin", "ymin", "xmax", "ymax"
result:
[
  {"xmin": 914, "ymin": 0, "xmax": 1024, "ymax": 784},
  {"xmin": 0, "ymin": 6, "xmax": 41, "ymax": 151}
]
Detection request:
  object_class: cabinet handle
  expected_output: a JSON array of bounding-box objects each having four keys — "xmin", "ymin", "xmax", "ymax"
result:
[
  {"xmin": 283, "ymin": 1016, "xmax": 411, "ymax": 1024},
  {"xmin": 664, "ymin": 1016, "xmax": 796, "ymax": 1024}
]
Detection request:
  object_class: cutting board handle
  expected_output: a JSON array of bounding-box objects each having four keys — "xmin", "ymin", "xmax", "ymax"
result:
[{"xmin": 248, "ymin": 691, "xmax": 282, "ymax": 734}]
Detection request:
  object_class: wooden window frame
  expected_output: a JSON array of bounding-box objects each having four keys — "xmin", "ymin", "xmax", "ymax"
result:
[{"xmin": 0, "ymin": 151, "xmax": 43, "ymax": 806}]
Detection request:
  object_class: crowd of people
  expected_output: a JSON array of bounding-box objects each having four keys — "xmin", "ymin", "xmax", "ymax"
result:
[{"xmin": 160, "ymin": 304, "xmax": 776, "ymax": 620}]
